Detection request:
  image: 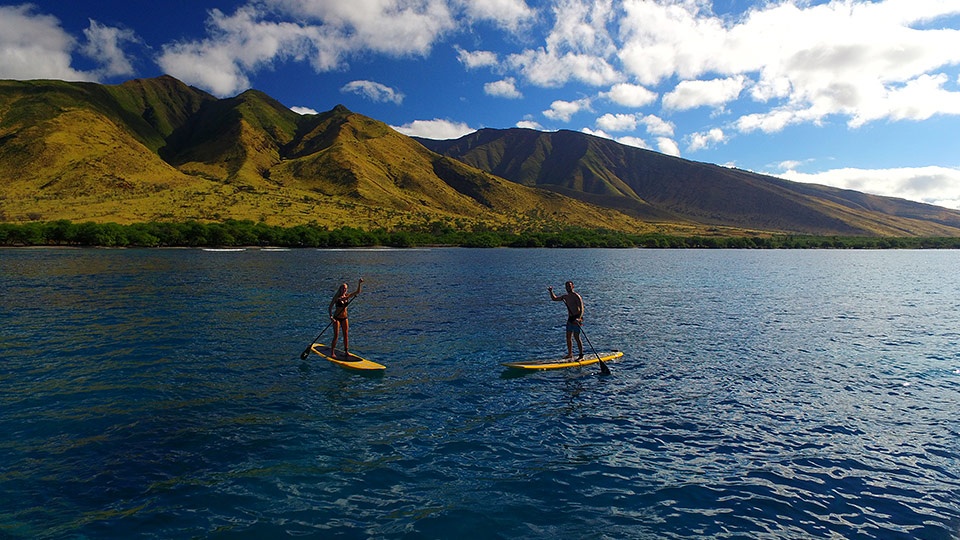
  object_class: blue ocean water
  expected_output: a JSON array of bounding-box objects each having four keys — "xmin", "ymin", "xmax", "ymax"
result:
[{"xmin": 1, "ymin": 247, "xmax": 959, "ymax": 539}]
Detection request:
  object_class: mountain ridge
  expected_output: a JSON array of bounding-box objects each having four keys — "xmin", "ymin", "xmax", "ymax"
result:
[
  {"xmin": 0, "ymin": 76, "xmax": 659, "ymax": 233},
  {"xmin": 2, "ymin": 75, "xmax": 959, "ymax": 237},
  {"xmin": 416, "ymin": 128, "xmax": 960, "ymax": 236}
]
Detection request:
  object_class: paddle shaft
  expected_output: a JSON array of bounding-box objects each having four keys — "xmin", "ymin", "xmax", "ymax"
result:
[
  {"xmin": 578, "ymin": 324, "xmax": 611, "ymax": 375},
  {"xmin": 300, "ymin": 318, "xmax": 335, "ymax": 360}
]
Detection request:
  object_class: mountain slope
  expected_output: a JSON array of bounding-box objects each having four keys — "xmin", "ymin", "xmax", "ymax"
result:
[
  {"xmin": 0, "ymin": 77, "xmax": 659, "ymax": 232},
  {"xmin": 0, "ymin": 77, "xmax": 212, "ymax": 222},
  {"xmin": 418, "ymin": 128, "xmax": 960, "ymax": 236},
  {"xmin": 2, "ymin": 75, "xmax": 959, "ymax": 236},
  {"xmin": 269, "ymin": 106, "xmax": 657, "ymax": 231}
]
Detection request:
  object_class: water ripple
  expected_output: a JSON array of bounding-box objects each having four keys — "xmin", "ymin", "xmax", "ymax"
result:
[{"xmin": 3, "ymin": 249, "xmax": 960, "ymax": 538}]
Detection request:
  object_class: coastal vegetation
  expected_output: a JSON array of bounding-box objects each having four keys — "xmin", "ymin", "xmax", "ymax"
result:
[{"xmin": 3, "ymin": 219, "xmax": 959, "ymax": 249}]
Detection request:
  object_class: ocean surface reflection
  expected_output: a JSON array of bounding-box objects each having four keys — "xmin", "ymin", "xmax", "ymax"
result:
[{"xmin": 2, "ymin": 247, "xmax": 959, "ymax": 538}]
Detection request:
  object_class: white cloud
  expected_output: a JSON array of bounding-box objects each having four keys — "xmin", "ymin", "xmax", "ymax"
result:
[
  {"xmin": 686, "ymin": 128, "xmax": 726, "ymax": 152},
  {"xmin": 459, "ymin": 0, "xmax": 535, "ymax": 31},
  {"xmin": 392, "ymin": 118, "xmax": 475, "ymax": 139},
  {"xmin": 265, "ymin": 0, "xmax": 456, "ymax": 58},
  {"xmin": 0, "ymin": 5, "xmax": 93, "ymax": 81},
  {"xmin": 158, "ymin": 1, "xmax": 458, "ymax": 96},
  {"xmin": 640, "ymin": 114, "xmax": 675, "ymax": 137},
  {"xmin": 778, "ymin": 160, "xmax": 806, "ymax": 171},
  {"xmin": 849, "ymin": 73, "xmax": 960, "ymax": 127},
  {"xmin": 617, "ymin": 0, "xmax": 960, "ymax": 131},
  {"xmin": 663, "ymin": 75, "xmax": 747, "ymax": 111},
  {"xmin": 546, "ymin": 0, "xmax": 617, "ymax": 55},
  {"xmin": 582, "ymin": 127, "xmax": 664, "ymax": 153},
  {"xmin": 543, "ymin": 97, "xmax": 591, "ymax": 122},
  {"xmin": 601, "ymin": 82, "xmax": 657, "ymax": 107},
  {"xmin": 507, "ymin": 0, "xmax": 622, "ymax": 87},
  {"xmin": 619, "ymin": 0, "xmax": 728, "ymax": 85},
  {"xmin": 341, "ymin": 80, "xmax": 405, "ymax": 104},
  {"xmin": 484, "ymin": 78, "xmax": 522, "ymax": 99},
  {"xmin": 157, "ymin": 6, "xmax": 315, "ymax": 96},
  {"xmin": 581, "ymin": 127, "xmax": 610, "ymax": 138},
  {"xmin": 516, "ymin": 119, "xmax": 543, "ymax": 130},
  {"xmin": 778, "ymin": 166, "xmax": 960, "ymax": 209},
  {"xmin": 455, "ymin": 46, "xmax": 499, "ymax": 69},
  {"xmin": 509, "ymin": 48, "xmax": 621, "ymax": 87},
  {"xmin": 596, "ymin": 112, "xmax": 637, "ymax": 132},
  {"xmin": 290, "ymin": 105, "xmax": 319, "ymax": 115},
  {"xmin": 657, "ymin": 137, "xmax": 681, "ymax": 157},
  {"xmin": 617, "ymin": 135, "xmax": 650, "ymax": 150},
  {"xmin": 81, "ymin": 20, "xmax": 138, "ymax": 78}
]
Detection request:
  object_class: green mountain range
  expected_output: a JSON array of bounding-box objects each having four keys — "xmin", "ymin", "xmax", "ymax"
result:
[
  {"xmin": 417, "ymin": 129, "xmax": 960, "ymax": 236},
  {"xmin": 2, "ymin": 75, "xmax": 959, "ymax": 237}
]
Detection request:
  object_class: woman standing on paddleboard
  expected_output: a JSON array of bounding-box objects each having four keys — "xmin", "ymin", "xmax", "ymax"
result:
[{"xmin": 329, "ymin": 277, "xmax": 363, "ymax": 359}]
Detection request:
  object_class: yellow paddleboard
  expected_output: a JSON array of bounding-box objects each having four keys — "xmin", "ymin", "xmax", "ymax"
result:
[
  {"xmin": 311, "ymin": 343, "xmax": 386, "ymax": 371},
  {"xmin": 502, "ymin": 350, "xmax": 623, "ymax": 371}
]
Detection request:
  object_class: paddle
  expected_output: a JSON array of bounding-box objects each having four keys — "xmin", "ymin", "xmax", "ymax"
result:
[
  {"xmin": 299, "ymin": 319, "xmax": 335, "ymax": 360},
  {"xmin": 579, "ymin": 324, "xmax": 611, "ymax": 375},
  {"xmin": 299, "ymin": 282, "xmax": 361, "ymax": 360}
]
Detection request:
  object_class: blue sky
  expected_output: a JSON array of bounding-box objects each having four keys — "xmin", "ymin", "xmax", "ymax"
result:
[{"xmin": 2, "ymin": 0, "xmax": 959, "ymax": 209}]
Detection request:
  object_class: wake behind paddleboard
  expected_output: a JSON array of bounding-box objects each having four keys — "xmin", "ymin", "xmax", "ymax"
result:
[
  {"xmin": 311, "ymin": 343, "xmax": 386, "ymax": 371},
  {"xmin": 502, "ymin": 350, "xmax": 623, "ymax": 371}
]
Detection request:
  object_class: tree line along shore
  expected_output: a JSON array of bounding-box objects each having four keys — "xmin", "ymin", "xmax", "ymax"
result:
[{"xmin": 2, "ymin": 219, "xmax": 960, "ymax": 249}]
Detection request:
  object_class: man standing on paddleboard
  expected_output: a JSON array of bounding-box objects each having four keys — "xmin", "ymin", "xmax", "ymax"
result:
[
  {"xmin": 329, "ymin": 277, "xmax": 363, "ymax": 359},
  {"xmin": 548, "ymin": 281, "xmax": 584, "ymax": 359}
]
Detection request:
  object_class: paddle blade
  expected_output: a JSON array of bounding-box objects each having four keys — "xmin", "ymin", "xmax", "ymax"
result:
[
  {"xmin": 599, "ymin": 360, "xmax": 611, "ymax": 375},
  {"xmin": 300, "ymin": 348, "xmax": 311, "ymax": 360}
]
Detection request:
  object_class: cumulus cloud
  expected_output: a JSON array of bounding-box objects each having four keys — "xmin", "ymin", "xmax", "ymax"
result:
[
  {"xmin": 263, "ymin": 0, "xmax": 456, "ymax": 58},
  {"xmin": 617, "ymin": 135, "xmax": 650, "ymax": 150},
  {"xmin": 640, "ymin": 114, "xmax": 675, "ymax": 137},
  {"xmin": 614, "ymin": 0, "xmax": 960, "ymax": 131},
  {"xmin": 455, "ymin": 46, "xmax": 499, "ymax": 69},
  {"xmin": 663, "ymin": 75, "xmax": 747, "ymax": 111},
  {"xmin": 81, "ymin": 20, "xmax": 138, "ymax": 78},
  {"xmin": 508, "ymin": 48, "xmax": 620, "ymax": 87},
  {"xmin": 601, "ymin": 82, "xmax": 658, "ymax": 107},
  {"xmin": 543, "ymin": 97, "xmax": 591, "ymax": 122},
  {"xmin": 484, "ymin": 77, "xmax": 522, "ymax": 99},
  {"xmin": 157, "ymin": 6, "xmax": 315, "ymax": 96},
  {"xmin": 156, "ymin": 1, "xmax": 459, "ymax": 96},
  {"xmin": 290, "ymin": 105, "xmax": 319, "ymax": 115},
  {"xmin": 513, "ymin": 0, "xmax": 960, "ymax": 161},
  {"xmin": 507, "ymin": 0, "xmax": 622, "ymax": 87},
  {"xmin": 752, "ymin": 2, "xmax": 960, "ymax": 129},
  {"xmin": 0, "ymin": 5, "xmax": 95, "ymax": 81},
  {"xmin": 341, "ymin": 80, "xmax": 405, "ymax": 104},
  {"xmin": 657, "ymin": 137, "xmax": 681, "ymax": 157},
  {"xmin": 392, "ymin": 118, "xmax": 475, "ymax": 139},
  {"xmin": 516, "ymin": 119, "xmax": 543, "ymax": 130},
  {"xmin": 582, "ymin": 127, "xmax": 659, "ymax": 152},
  {"xmin": 778, "ymin": 166, "xmax": 960, "ymax": 209},
  {"xmin": 686, "ymin": 128, "xmax": 726, "ymax": 152},
  {"xmin": 581, "ymin": 127, "xmax": 610, "ymax": 138},
  {"xmin": 596, "ymin": 112, "xmax": 637, "ymax": 132},
  {"xmin": 460, "ymin": 0, "xmax": 535, "ymax": 31}
]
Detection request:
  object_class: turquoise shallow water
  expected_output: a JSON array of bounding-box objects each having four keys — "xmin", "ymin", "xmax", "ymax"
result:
[{"xmin": 2, "ymin": 247, "xmax": 959, "ymax": 539}]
